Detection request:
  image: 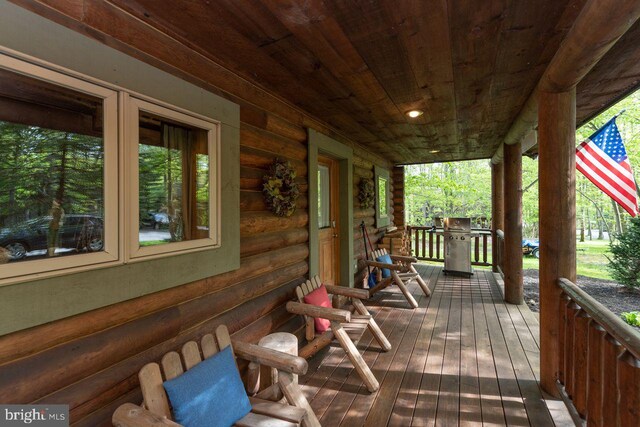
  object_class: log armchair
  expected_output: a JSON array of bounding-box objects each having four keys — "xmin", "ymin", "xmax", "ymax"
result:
[
  {"xmin": 286, "ymin": 276, "xmax": 391, "ymax": 393},
  {"xmin": 365, "ymin": 248, "xmax": 431, "ymax": 309},
  {"xmin": 112, "ymin": 325, "xmax": 320, "ymax": 427}
]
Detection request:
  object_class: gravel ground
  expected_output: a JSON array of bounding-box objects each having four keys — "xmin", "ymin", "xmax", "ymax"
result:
[{"xmin": 523, "ymin": 269, "xmax": 640, "ymax": 329}]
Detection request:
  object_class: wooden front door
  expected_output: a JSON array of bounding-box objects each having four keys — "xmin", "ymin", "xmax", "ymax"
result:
[{"xmin": 318, "ymin": 155, "xmax": 340, "ymax": 285}]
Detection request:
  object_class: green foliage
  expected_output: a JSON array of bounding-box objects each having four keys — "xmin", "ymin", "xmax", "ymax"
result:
[
  {"xmin": 405, "ymin": 160, "xmax": 491, "ymax": 225},
  {"xmin": 0, "ymin": 121, "xmax": 104, "ymax": 227},
  {"xmin": 621, "ymin": 311, "xmax": 640, "ymax": 327},
  {"xmin": 607, "ymin": 217, "xmax": 640, "ymax": 289},
  {"xmin": 263, "ymin": 158, "xmax": 299, "ymax": 217}
]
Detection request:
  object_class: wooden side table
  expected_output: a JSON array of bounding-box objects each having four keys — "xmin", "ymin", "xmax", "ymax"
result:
[{"xmin": 246, "ymin": 332, "xmax": 299, "ymax": 397}]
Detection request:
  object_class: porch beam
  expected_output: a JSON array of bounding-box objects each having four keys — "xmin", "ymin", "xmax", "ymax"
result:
[
  {"xmin": 538, "ymin": 88, "xmax": 577, "ymax": 396},
  {"xmin": 491, "ymin": 162, "xmax": 504, "ymax": 273},
  {"xmin": 491, "ymin": 0, "xmax": 640, "ymax": 164},
  {"xmin": 503, "ymin": 142, "xmax": 523, "ymax": 304}
]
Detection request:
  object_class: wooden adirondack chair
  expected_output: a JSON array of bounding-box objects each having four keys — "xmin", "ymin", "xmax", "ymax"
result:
[
  {"xmin": 112, "ymin": 325, "xmax": 320, "ymax": 427},
  {"xmin": 286, "ymin": 276, "xmax": 391, "ymax": 393},
  {"xmin": 365, "ymin": 248, "xmax": 431, "ymax": 309}
]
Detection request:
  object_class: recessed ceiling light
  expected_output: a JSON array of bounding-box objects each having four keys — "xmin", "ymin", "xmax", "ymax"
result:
[{"xmin": 406, "ymin": 110, "xmax": 423, "ymax": 118}]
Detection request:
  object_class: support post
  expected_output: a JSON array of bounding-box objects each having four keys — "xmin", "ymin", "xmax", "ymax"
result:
[
  {"xmin": 538, "ymin": 88, "xmax": 577, "ymax": 396},
  {"xmin": 491, "ymin": 162, "xmax": 504, "ymax": 272},
  {"xmin": 503, "ymin": 142, "xmax": 523, "ymax": 304}
]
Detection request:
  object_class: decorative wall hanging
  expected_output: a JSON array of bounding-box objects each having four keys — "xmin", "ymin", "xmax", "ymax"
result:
[
  {"xmin": 358, "ymin": 178, "xmax": 375, "ymax": 209},
  {"xmin": 263, "ymin": 158, "xmax": 300, "ymax": 217}
]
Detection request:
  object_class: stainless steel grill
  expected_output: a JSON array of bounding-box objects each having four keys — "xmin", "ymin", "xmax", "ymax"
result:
[{"xmin": 443, "ymin": 217, "xmax": 473, "ymax": 276}]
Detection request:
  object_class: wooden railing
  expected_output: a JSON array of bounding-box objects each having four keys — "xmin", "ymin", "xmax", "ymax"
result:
[
  {"xmin": 407, "ymin": 226, "xmax": 491, "ymax": 266},
  {"xmin": 495, "ymin": 229, "xmax": 504, "ymax": 274},
  {"xmin": 557, "ymin": 278, "xmax": 640, "ymax": 426}
]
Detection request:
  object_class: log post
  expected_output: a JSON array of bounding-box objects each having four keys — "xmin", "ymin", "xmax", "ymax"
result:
[
  {"xmin": 538, "ymin": 88, "xmax": 577, "ymax": 396},
  {"xmin": 491, "ymin": 162, "xmax": 504, "ymax": 273},
  {"xmin": 503, "ymin": 142, "xmax": 523, "ymax": 304}
]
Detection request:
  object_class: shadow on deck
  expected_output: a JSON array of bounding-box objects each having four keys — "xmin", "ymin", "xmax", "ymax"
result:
[{"xmin": 299, "ymin": 265, "xmax": 572, "ymax": 426}]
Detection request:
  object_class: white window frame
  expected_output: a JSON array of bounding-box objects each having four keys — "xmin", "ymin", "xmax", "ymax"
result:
[
  {"xmin": 0, "ymin": 54, "xmax": 119, "ymax": 284},
  {"xmin": 126, "ymin": 96, "xmax": 221, "ymax": 261}
]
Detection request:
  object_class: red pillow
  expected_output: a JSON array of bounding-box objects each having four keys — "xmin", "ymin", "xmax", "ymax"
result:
[{"xmin": 303, "ymin": 284, "xmax": 332, "ymax": 333}]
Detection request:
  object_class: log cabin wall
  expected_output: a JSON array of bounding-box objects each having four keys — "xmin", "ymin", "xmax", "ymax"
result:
[{"xmin": 0, "ymin": 2, "xmax": 392, "ymax": 425}]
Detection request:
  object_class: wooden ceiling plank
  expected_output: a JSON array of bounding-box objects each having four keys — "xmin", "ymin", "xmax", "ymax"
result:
[
  {"xmin": 576, "ymin": 20, "xmax": 640, "ymax": 125},
  {"xmin": 479, "ymin": 0, "xmax": 581, "ymax": 157},
  {"xmin": 448, "ymin": 0, "xmax": 509, "ymax": 159},
  {"xmin": 383, "ymin": 0, "xmax": 458, "ymax": 161},
  {"xmin": 258, "ymin": 0, "xmax": 406, "ymax": 138}
]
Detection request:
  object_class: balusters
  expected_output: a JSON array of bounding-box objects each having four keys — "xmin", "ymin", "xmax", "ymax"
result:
[
  {"xmin": 602, "ymin": 334, "xmax": 622, "ymax": 425},
  {"xmin": 617, "ymin": 350, "xmax": 640, "ymax": 426},
  {"xmin": 564, "ymin": 300, "xmax": 580, "ymax": 397},
  {"xmin": 428, "ymin": 231, "xmax": 433, "ymax": 259},
  {"xmin": 586, "ymin": 320, "xmax": 606, "ymax": 427},
  {"xmin": 572, "ymin": 309, "xmax": 590, "ymax": 417}
]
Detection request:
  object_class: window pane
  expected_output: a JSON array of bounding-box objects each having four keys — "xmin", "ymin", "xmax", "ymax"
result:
[
  {"xmin": 0, "ymin": 69, "xmax": 105, "ymax": 263},
  {"xmin": 318, "ymin": 166, "xmax": 330, "ymax": 228},
  {"xmin": 138, "ymin": 111, "xmax": 209, "ymax": 247},
  {"xmin": 378, "ymin": 176, "xmax": 388, "ymax": 218}
]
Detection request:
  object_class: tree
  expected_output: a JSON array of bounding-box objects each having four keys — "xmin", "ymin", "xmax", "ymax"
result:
[{"xmin": 607, "ymin": 217, "xmax": 640, "ymax": 290}]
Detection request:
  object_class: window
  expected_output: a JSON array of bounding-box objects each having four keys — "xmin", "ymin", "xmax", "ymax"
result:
[
  {"xmin": 378, "ymin": 176, "xmax": 388, "ymax": 218},
  {"xmin": 128, "ymin": 97, "xmax": 219, "ymax": 260},
  {"xmin": 318, "ymin": 166, "xmax": 330, "ymax": 228},
  {"xmin": 0, "ymin": 60, "xmax": 118, "ymax": 280},
  {"xmin": 0, "ymin": 54, "xmax": 221, "ymax": 282},
  {"xmin": 374, "ymin": 165, "xmax": 390, "ymax": 228}
]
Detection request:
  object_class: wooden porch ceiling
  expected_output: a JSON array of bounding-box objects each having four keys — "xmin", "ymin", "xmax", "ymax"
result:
[{"xmin": 108, "ymin": 0, "xmax": 639, "ymax": 164}]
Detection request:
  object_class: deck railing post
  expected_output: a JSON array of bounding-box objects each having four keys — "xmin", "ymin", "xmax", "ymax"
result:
[{"xmin": 538, "ymin": 88, "xmax": 577, "ymax": 396}]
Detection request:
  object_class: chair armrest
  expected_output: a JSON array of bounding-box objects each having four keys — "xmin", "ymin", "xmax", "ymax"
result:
[
  {"xmin": 232, "ymin": 340, "xmax": 308, "ymax": 375},
  {"xmin": 390, "ymin": 254, "xmax": 418, "ymax": 263},
  {"xmin": 286, "ymin": 301, "xmax": 351, "ymax": 323},
  {"xmin": 324, "ymin": 285, "xmax": 370, "ymax": 300},
  {"xmin": 365, "ymin": 260, "xmax": 402, "ymax": 270},
  {"xmin": 112, "ymin": 403, "xmax": 181, "ymax": 427}
]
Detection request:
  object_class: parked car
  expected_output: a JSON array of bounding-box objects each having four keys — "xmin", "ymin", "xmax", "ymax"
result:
[
  {"xmin": 140, "ymin": 212, "xmax": 170, "ymax": 229},
  {"xmin": 522, "ymin": 239, "xmax": 540, "ymax": 258},
  {"xmin": 0, "ymin": 215, "xmax": 104, "ymax": 260}
]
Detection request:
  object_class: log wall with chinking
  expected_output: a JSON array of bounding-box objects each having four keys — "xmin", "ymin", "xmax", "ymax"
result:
[{"xmin": 0, "ymin": 2, "xmax": 392, "ymax": 425}]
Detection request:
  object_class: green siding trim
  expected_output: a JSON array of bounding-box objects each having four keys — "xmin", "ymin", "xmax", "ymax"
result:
[
  {"xmin": 0, "ymin": 2, "xmax": 240, "ymax": 335},
  {"xmin": 308, "ymin": 129, "xmax": 354, "ymax": 288},
  {"xmin": 374, "ymin": 165, "xmax": 391, "ymax": 228}
]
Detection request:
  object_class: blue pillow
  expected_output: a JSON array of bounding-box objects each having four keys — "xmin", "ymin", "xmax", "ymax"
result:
[
  {"xmin": 376, "ymin": 254, "xmax": 393, "ymax": 278},
  {"xmin": 163, "ymin": 346, "xmax": 251, "ymax": 427}
]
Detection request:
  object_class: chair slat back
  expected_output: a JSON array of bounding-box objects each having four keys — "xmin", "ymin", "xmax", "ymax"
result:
[
  {"xmin": 181, "ymin": 341, "xmax": 202, "ymax": 370},
  {"xmin": 371, "ymin": 248, "xmax": 388, "ymax": 260},
  {"xmin": 139, "ymin": 363, "xmax": 172, "ymax": 418},
  {"xmin": 161, "ymin": 352, "xmax": 184, "ymax": 381},
  {"xmin": 295, "ymin": 276, "xmax": 324, "ymax": 341},
  {"xmin": 201, "ymin": 333, "xmax": 219, "ymax": 359},
  {"xmin": 138, "ymin": 325, "xmax": 235, "ymax": 421}
]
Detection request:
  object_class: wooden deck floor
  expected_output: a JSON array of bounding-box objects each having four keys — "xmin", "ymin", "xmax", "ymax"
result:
[{"xmin": 299, "ymin": 265, "xmax": 571, "ymax": 426}]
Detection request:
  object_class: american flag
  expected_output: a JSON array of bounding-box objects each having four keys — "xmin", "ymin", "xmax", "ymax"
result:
[{"xmin": 576, "ymin": 117, "xmax": 638, "ymax": 217}]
